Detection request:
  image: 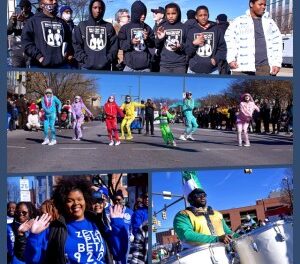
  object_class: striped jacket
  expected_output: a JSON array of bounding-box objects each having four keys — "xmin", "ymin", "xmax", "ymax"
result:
[{"xmin": 225, "ymin": 10, "xmax": 282, "ymax": 73}]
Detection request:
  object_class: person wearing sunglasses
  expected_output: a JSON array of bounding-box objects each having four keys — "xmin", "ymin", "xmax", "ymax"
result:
[
  {"xmin": 174, "ymin": 172, "xmax": 237, "ymax": 247},
  {"xmin": 71, "ymin": 95, "xmax": 93, "ymax": 141},
  {"xmin": 7, "ymin": 202, "xmax": 38, "ymax": 264},
  {"xmin": 41, "ymin": 88, "xmax": 62, "ymax": 146}
]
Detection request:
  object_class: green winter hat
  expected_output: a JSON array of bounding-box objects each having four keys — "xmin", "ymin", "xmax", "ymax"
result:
[{"xmin": 182, "ymin": 171, "xmax": 205, "ymax": 198}]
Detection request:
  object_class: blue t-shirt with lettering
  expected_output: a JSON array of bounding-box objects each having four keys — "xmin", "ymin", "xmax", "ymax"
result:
[{"xmin": 65, "ymin": 219, "xmax": 106, "ymax": 264}]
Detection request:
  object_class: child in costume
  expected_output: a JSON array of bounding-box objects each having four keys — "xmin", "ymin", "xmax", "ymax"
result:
[
  {"xmin": 236, "ymin": 93, "xmax": 260, "ymax": 147},
  {"xmin": 120, "ymin": 95, "xmax": 145, "ymax": 140},
  {"xmin": 41, "ymin": 89, "xmax": 62, "ymax": 146},
  {"xmin": 26, "ymin": 109, "xmax": 41, "ymax": 131},
  {"xmin": 104, "ymin": 95, "xmax": 124, "ymax": 146},
  {"xmin": 179, "ymin": 92, "xmax": 198, "ymax": 141},
  {"xmin": 71, "ymin": 95, "xmax": 93, "ymax": 140},
  {"xmin": 155, "ymin": 104, "xmax": 176, "ymax": 146}
]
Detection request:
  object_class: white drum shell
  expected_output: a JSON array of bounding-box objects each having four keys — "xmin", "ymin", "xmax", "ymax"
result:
[
  {"xmin": 165, "ymin": 243, "xmax": 231, "ymax": 264},
  {"xmin": 233, "ymin": 220, "xmax": 293, "ymax": 264}
]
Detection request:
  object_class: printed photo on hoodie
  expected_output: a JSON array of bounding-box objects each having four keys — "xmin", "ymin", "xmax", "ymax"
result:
[
  {"xmin": 41, "ymin": 21, "xmax": 64, "ymax": 47},
  {"xmin": 131, "ymin": 28, "xmax": 146, "ymax": 51},
  {"xmin": 165, "ymin": 29, "xmax": 183, "ymax": 51},
  {"xmin": 86, "ymin": 26, "xmax": 107, "ymax": 51},
  {"xmin": 194, "ymin": 32, "xmax": 214, "ymax": 57}
]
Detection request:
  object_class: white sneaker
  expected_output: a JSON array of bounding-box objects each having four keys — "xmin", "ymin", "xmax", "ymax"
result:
[
  {"xmin": 48, "ymin": 140, "xmax": 57, "ymax": 146},
  {"xmin": 179, "ymin": 135, "xmax": 187, "ymax": 141},
  {"xmin": 72, "ymin": 137, "xmax": 77, "ymax": 141},
  {"xmin": 115, "ymin": 141, "xmax": 121, "ymax": 146},
  {"xmin": 244, "ymin": 143, "xmax": 251, "ymax": 147},
  {"xmin": 186, "ymin": 135, "xmax": 195, "ymax": 141},
  {"xmin": 172, "ymin": 141, "xmax": 177, "ymax": 146},
  {"xmin": 41, "ymin": 138, "xmax": 50, "ymax": 145},
  {"xmin": 109, "ymin": 140, "xmax": 114, "ymax": 146}
]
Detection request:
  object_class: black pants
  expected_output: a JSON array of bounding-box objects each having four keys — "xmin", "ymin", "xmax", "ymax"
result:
[
  {"xmin": 160, "ymin": 65, "xmax": 186, "ymax": 74},
  {"xmin": 145, "ymin": 116, "xmax": 154, "ymax": 134}
]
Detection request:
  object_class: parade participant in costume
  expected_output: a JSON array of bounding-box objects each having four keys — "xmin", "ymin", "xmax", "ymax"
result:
[
  {"xmin": 179, "ymin": 92, "xmax": 198, "ymax": 141},
  {"xmin": 71, "ymin": 95, "xmax": 93, "ymax": 141},
  {"xmin": 41, "ymin": 89, "xmax": 62, "ymax": 146},
  {"xmin": 104, "ymin": 95, "xmax": 124, "ymax": 146},
  {"xmin": 24, "ymin": 177, "xmax": 129, "ymax": 264},
  {"xmin": 120, "ymin": 95, "xmax": 145, "ymax": 140},
  {"xmin": 26, "ymin": 108, "xmax": 41, "ymax": 131},
  {"xmin": 174, "ymin": 171, "xmax": 237, "ymax": 247},
  {"xmin": 155, "ymin": 104, "xmax": 176, "ymax": 146},
  {"xmin": 236, "ymin": 93, "xmax": 260, "ymax": 147}
]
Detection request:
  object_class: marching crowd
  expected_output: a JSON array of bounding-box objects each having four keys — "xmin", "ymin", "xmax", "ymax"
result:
[
  {"xmin": 7, "ymin": 176, "xmax": 149, "ymax": 264},
  {"xmin": 8, "ymin": 0, "xmax": 282, "ymax": 75}
]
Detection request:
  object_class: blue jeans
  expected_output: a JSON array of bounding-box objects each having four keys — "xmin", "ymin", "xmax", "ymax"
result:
[
  {"xmin": 123, "ymin": 65, "xmax": 150, "ymax": 72},
  {"xmin": 44, "ymin": 113, "xmax": 56, "ymax": 140},
  {"xmin": 187, "ymin": 67, "xmax": 219, "ymax": 74}
]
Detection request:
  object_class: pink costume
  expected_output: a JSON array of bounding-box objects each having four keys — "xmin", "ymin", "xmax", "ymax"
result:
[{"xmin": 236, "ymin": 93, "xmax": 260, "ymax": 146}]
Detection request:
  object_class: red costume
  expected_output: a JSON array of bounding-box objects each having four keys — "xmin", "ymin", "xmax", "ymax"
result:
[{"xmin": 104, "ymin": 96, "xmax": 124, "ymax": 141}]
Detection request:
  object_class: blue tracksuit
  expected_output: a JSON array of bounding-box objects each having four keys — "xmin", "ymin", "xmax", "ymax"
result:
[
  {"xmin": 41, "ymin": 95, "xmax": 62, "ymax": 140},
  {"xmin": 182, "ymin": 98, "xmax": 198, "ymax": 134}
]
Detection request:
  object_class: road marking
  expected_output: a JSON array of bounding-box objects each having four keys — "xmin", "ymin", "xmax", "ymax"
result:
[
  {"xmin": 59, "ymin": 147, "xmax": 97, "ymax": 150},
  {"xmin": 204, "ymin": 148, "xmax": 239, "ymax": 151},
  {"xmin": 7, "ymin": 146, "xmax": 26, "ymax": 149},
  {"xmin": 132, "ymin": 148, "xmax": 171, "ymax": 151},
  {"xmin": 272, "ymin": 148, "xmax": 293, "ymax": 151}
]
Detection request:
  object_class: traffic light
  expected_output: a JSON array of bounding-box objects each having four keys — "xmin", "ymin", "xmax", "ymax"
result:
[
  {"xmin": 162, "ymin": 210, "xmax": 167, "ymax": 220},
  {"xmin": 152, "ymin": 216, "xmax": 158, "ymax": 225},
  {"xmin": 157, "ymin": 220, "xmax": 161, "ymax": 227},
  {"xmin": 152, "ymin": 225, "xmax": 157, "ymax": 232}
]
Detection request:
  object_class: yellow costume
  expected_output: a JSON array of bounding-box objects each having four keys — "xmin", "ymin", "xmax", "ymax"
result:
[{"xmin": 120, "ymin": 102, "xmax": 145, "ymax": 140}]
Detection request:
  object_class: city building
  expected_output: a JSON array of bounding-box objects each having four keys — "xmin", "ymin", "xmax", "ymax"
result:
[
  {"xmin": 156, "ymin": 229, "xmax": 179, "ymax": 246},
  {"xmin": 266, "ymin": 0, "xmax": 293, "ymax": 34},
  {"xmin": 220, "ymin": 196, "xmax": 291, "ymax": 231}
]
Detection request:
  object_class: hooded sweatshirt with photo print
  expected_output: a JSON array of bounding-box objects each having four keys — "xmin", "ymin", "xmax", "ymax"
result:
[
  {"xmin": 155, "ymin": 3, "xmax": 187, "ymax": 68},
  {"xmin": 21, "ymin": 9, "xmax": 72, "ymax": 67},
  {"xmin": 72, "ymin": 0, "xmax": 118, "ymax": 70},
  {"xmin": 118, "ymin": 1, "xmax": 155, "ymax": 70},
  {"xmin": 185, "ymin": 21, "xmax": 226, "ymax": 73}
]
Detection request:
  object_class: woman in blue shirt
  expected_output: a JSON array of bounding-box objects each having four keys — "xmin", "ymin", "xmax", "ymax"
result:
[{"xmin": 24, "ymin": 177, "xmax": 129, "ymax": 264}]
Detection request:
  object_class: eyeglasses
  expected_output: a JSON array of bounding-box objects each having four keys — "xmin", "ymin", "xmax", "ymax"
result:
[{"xmin": 16, "ymin": 211, "xmax": 28, "ymax": 216}]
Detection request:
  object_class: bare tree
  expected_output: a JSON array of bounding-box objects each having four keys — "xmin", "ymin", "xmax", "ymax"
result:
[
  {"xmin": 280, "ymin": 168, "xmax": 293, "ymax": 214},
  {"xmin": 24, "ymin": 72, "xmax": 99, "ymax": 104}
]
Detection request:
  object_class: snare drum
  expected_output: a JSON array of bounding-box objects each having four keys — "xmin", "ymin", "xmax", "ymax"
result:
[
  {"xmin": 165, "ymin": 243, "xmax": 231, "ymax": 264},
  {"xmin": 233, "ymin": 220, "xmax": 293, "ymax": 264}
]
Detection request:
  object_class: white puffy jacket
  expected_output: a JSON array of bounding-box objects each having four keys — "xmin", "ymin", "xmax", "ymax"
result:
[{"xmin": 225, "ymin": 10, "xmax": 282, "ymax": 73}]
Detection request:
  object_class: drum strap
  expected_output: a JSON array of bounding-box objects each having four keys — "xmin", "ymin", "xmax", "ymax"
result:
[{"xmin": 203, "ymin": 213, "xmax": 217, "ymax": 236}]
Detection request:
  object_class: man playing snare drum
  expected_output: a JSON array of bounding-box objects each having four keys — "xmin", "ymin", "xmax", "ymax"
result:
[{"xmin": 174, "ymin": 171, "xmax": 238, "ymax": 246}]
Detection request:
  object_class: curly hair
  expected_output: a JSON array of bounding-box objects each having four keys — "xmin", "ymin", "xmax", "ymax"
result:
[
  {"xmin": 40, "ymin": 199, "xmax": 60, "ymax": 221},
  {"xmin": 51, "ymin": 176, "xmax": 93, "ymax": 217}
]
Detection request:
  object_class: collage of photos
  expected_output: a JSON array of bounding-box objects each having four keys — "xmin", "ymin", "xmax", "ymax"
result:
[{"xmin": 6, "ymin": 0, "xmax": 294, "ymax": 263}]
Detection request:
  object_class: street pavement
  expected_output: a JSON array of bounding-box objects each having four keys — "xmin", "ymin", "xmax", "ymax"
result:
[
  {"xmin": 7, "ymin": 121, "xmax": 293, "ymax": 174},
  {"xmin": 277, "ymin": 67, "xmax": 293, "ymax": 77}
]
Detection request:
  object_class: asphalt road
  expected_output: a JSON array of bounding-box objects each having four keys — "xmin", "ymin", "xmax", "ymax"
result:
[{"xmin": 7, "ymin": 121, "xmax": 293, "ymax": 174}]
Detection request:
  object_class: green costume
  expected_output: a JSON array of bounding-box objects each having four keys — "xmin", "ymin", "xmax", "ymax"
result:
[{"xmin": 155, "ymin": 111, "xmax": 175, "ymax": 144}]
